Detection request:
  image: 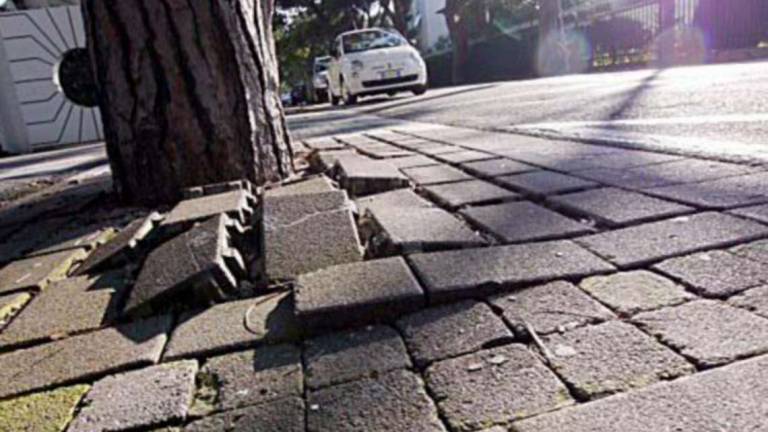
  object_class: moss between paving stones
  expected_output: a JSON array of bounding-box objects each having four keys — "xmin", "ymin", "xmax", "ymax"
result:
[
  {"xmin": 0, "ymin": 384, "xmax": 89, "ymax": 432},
  {"xmin": 0, "ymin": 292, "xmax": 31, "ymax": 329}
]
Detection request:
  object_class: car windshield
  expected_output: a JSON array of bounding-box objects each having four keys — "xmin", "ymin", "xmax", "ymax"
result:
[{"xmin": 342, "ymin": 30, "xmax": 405, "ymax": 54}]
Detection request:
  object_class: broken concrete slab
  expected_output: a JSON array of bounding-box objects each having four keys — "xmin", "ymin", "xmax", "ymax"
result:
[
  {"xmin": 643, "ymin": 172, "xmax": 768, "ymax": 209},
  {"xmin": 161, "ymin": 189, "xmax": 256, "ymax": 235},
  {"xmin": 0, "ymin": 314, "xmax": 171, "ymax": 399},
  {"xmin": 304, "ymin": 325, "xmax": 411, "ymax": 389},
  {"xmin": 295, "ymin": 257, "xmax": 425, "ymax": 329},
  {"xmin": 163, "ymin": 292, "xmax": 301, "ymax": 361},
  {"xmin": 409, "ymin": 241, "xmax": 614, "ymax": 303},
  {"xmin": 402, "ymin": 165, "xmax": 474, "ymax": 185},
  {"xmin": 0, "ymin": 247, "xmax": 88, "ymax": 295},
  {"xmin": 729, "ymin": 285, "xmax": 768, "ymax": 319},
  {"xmin": 497, "ymin": 171, "xmax": 598, "ymax": 196},
  {"xmin": 578, "ymin": 212, "xmax": 768, "ymax": 268},
  {"xmin": 580, "ymin": 271, "xmax": 694, "ymax": 316},
  {"xmin": 433, "ymin": 150, "xmax": 496, "ymax": 165},
  {"xmin": 355, "ymin": 188, "xmax": 433, "ymax": 215},
  {"xmin": 396, "ymin": 300, "xmax": 513, "ymax": 367},
  {"xmin": 0, "ymin": 384, "xmax": 89, "ymax": 432},
  {"xmin": 334, "ymin": 155, "xmax": 410, "ymax": 196},
  {"xmin": 307, "ymin": 369, "xmax": 446, "ymax": 432},
  {"xmin": 490, "ymin": 281, "xmax": 615, "ymax": 335},
  {"xmin": 423, "ymin": 180, "xmax": 520, "ymax": 209},
  {"xmin": 184, "ymin": 397, "xmax": 305, "ymax": 432},
  {"xmin": 460, "ymin": 158, "xmax": 538, "ymax": 178},
  {"xmin": 0, "ymin": 292, "xmax": 31, "ymax": 330},
  {"xmin": 545, "ymin": 321, "xmax": 694, "ymax": 400},
  {"xmin": 68, "ymin": 361, "xmax": 197, "ymax": 432},
  {"xmin": 425, "ymin": 344, "xmax": 572, "ymax": 431},
  {"xmin": 74, "ymin": 213, "xmax": 160, "ymax": 276},
  {"xmin": 634, "ymin": 300, "xmax": 768, "ymax": 367}
]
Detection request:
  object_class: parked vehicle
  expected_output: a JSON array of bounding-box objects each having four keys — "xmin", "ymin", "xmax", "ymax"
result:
[
  {"xmin": 290, "ymin": 84, "xmax": 308, "ymax": 106},
  {"xmin": 312, "ymin": 56, "xmax": 331, "ymax": 102},
  {"xmin": 327, "ymin": 28, "xmax": 427, "ymax": 105}
]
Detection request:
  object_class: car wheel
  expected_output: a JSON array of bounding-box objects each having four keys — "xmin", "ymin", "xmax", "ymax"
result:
[
  {"xmin": 412, "ymin": 85, "xmax": 427, "ymax": 96},
  {"xmin": 341, "ymin": 78, "xmax": 357, "ymax": 105}
]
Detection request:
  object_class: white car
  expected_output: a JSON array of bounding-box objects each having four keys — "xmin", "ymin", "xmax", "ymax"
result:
[
  {"xmin": 312, "ymin": 56, "xmax": 331, "ymax": 102},
  {"xmin": 327, "ymin": 28, "xmax": 427, "ymax": 105}
]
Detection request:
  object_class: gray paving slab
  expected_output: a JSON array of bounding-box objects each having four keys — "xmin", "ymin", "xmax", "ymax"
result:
[
  {"xmin": 198, "ymin": 344, "xmax": 302, "ymax": 414},
  {"xmin": 354, "ymin": 188, "xmax": 433, "ymax": 215},
  {"xmin": 654, "ymin": 250, "xmax": 768, "ymax": 298},
  {"xmin": 545, "ymin": 321, "xmax": 694, "ymax": 400},
  {"xmin": 425, "ymin": 344, "xmax": 572, "ymax": 431},
  {"xmin": 496, "ymin": 171, "xmax": 598, "ymax": 196},
  {"xmin": 396, "ymin": 300, "xmax": 513, "ymax": 367},
  {"xmin": 0, "ymin": 273, "xmax": 129, "ymax": 348},
  {"xmin": 335, "ymin": 155, "xmax": 410, "ymax": 196},
  {"xmin": 549, "ymin": 187, "xmax": 694, "ymax": 227},
  {"xmin": 577, "ymin": 167, "xmax": 676, "ymax": 190},
  {"xmin": 577, "ymin": 212, "xmax": 768, "ymax": 268},
  {"xmin": 433, "ymin": 150, "xmax": 496, "ymax": 165},
  {"xmin": 307, "ymin": 369, "xmax": 446, "ymax": 432},
  {"xmin": 729, "ymin": 285, "xmax": 768, "ymax": 319},
  {"xmin": 264, "ymin": 190, "xmax": 348, "ymax": 225},
  {"xmin": 490, "ymin": 281, "xmax": 615, "ymax": 335},
  {"xmin": 515, "ymin": 352, "xmax": 768, "ymax": 432},
  {"xmin": 309, "ymin": 149, "xmax": 358, "ymax": 172},
  {"xmin": 410, "ymin": 240, "xmax": 614, "ymax": 303},
  {"xmin": 163, "ymin": 292, "xmax": 301, "ymax": 360},
  {"xmin": 265, "ymin": 176, "xmax": 336, "ymax": 197},
  {"xmin": 731, "ymin": 239, "xmax": 768, "ymax": 264},
  {"xmin": 416, "ymin": 145, "xmax": 465, "ymax": 156},
  {"xmin": 402, "ymin": 165, "xmax": 475, "ymax": 185},
  {"xmin": 0, "ymin": 247, "xmax": 88, "ymax": 295},
  {"xmin": 0, "ymin": 291, "xmax": 31, "ymax": 330},
  {"xmin": 386, "ymin": 154, "xmax": 440, "ymax": 169},
  {"xmin": 423, "ymin": 180, "xmax": 520, "ymax": 209},
  {"xmin": 549, "ymin": 151, "xmax": 683, "ymax": 172},
  {"xmin": 295, "ymin": 257, "xmax": 425, "ymax": 329},
  {"xmin": 304, "ymin": 325, "xmax": 411, "ymax": 389},
  {"xmin": 355, "ymin": 144, "xmax": 413, "ymax": 159},
  {"xmin": 461, "ymin": 201, "xmax": 594, "ymax": 243},
  {"xmin": 73, "ymin": 213, "xmax": 159, "ymax": 275},
  {"xmin": 68, "ymin": 361, "xmax": 197, "ymax": 432},
  {"xmin": 460, "ymin": 158, "xmax": 538, "ymax": 178},
  {"xmin": 0, "ymin": 315, "xmax": 171, "ymax": 398},
  {"xmin": 580, "ymin": 271, "xmax": 694, "ymax": 316},
  {"xmin": 634, "ymin": 300, "xmax": 768, "ymax": 367},
  {"xmin": 731, "ymin": 203, "xmax": 768, "ymax": 224},
  {"xmin": 0, "ymin": 217, "xmax": 69, "ymax": 265},
  {"xmin": 644, "ymin": 172, "xmax": 768, "ymax": 209},
  {"xmin": 31, "ymin": 220, "xmax": 116, "ymax": 257},
  {"xmin": 184, "ymin": 397, "xmax": 305, "ymax": 432},
  {"xmin": 0, "ymin": 384, "xmax": 90, "ymax": 432},
  {"xmin": 303, "ymin": 136, "xmax": 346, "ymax": 151},
  {"xmin": 161, "ymin": 189, "xmax": 254, "ymax": 232}
]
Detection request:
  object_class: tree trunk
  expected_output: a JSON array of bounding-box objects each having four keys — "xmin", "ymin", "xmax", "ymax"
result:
[{"xmin": 82, "ymin": 0, "xmax": 293, "ymax": 206}]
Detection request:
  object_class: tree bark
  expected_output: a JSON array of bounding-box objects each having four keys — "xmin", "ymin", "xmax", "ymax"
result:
[{"xmin": 82, "ymin": 0, "xmax": 293, "ymax": 206}]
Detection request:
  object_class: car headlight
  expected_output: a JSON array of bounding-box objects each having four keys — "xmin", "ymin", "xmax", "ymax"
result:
[{"xmin": 351, "ymin": 60, "xmax": 364, "ymax": 71}]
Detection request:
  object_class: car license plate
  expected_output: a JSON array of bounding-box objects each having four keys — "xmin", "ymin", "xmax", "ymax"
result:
[{"xmin": 382, "ymin": 69, "xmax": 401, "ymax": 79}]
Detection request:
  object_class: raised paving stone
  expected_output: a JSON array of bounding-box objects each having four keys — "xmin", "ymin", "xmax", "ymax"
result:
[
  {"xmin": 426, "ymin": 344, "xmax": 572, "ymax": 431},
  {"xmin": 634, "ymin": 300, "xmax": 768, "ymax": 367},
  {"xmin": 515, "ymin": 353, "xmax": 768, "ymax": 432},
  {"xmin": 303, "ymin": 136, "xmax": 346, "ymax": 151},
  {"xmin": 433, "ymin": 150, "xmax": 496, "ymax": 164},
  {"xmin": 355, "ymin": 188, "xmax": 433, "ymax": 215},
  {"xmin": 490, "ymin": 281, "xmax": 615, "ymax": 335},
  {"xmin": 396, "ymin": 300, "xmax": 513, "ymax": 367},
  {"xmin": 644, "ymin": 172, "xmax": 768, "ymax": 209},
  {"xmin": 423, "ymin": 180, "xmax": 520, "ymax": 209},
  {"xmin": 497, "ymin": 171, "xmax": 598, "ymax": 196},
  {"xmin": 544, "ymin": 321, "xmax": 694, "ymax": 400},
  {"xmin": 577, "ymin": 212, "xmax": 768, "ymax": 268},
  {"xmin": 580, "ymin": 271, "xmax": 694, "ymax": 316},
  {"xmin": 731, "ymin": 239, "xmax": 768, "ymax": 264},
  {"xmin": 460, "ymin": 158, "xmax": 537, "ymax": 178},
  {"xmin": 304, "ymin": 325, "xmax": 410, "ymax": 389},
  {"xmin": 549, "ymin": 187, "xmax": 694, "ymax": 227},
  {"xmin": 0, "ymin": 315, "xmax": 171, "ymax": 398},
  {"xmin": 163, "ymin": 292, "xmax": 301, "ymax": 360},
  {"xmin": 307, "ymin": 369, "xmax": 446, "ymax": 432},
  {"xmin": 161, "ymin": 189, "xmax": 255, "ymax": 233},
  {"xmin": 295, "ymin": 257, "xmax": 425, "ymax": 328},
  {"xmin": 309, "ymin": 149, "xmax": 357, "ymax": 172},
  {"xmin": 410, "ymin": 241, "xmax": 614, "ymax": 303},
  {"xmin": 198, "ymin": 344, "xmax": 302, "ymax": 413},
  {"xmin": 364, "ymin": 207, "xmax": 485, "ymax": 255},
  {"xmin": 461, "ymin": 201, "xmax": 594, "ymax": 243},
  {"xmin": 0, "ymin": 273, "xmax": 129, "ymax": 348},
  {"xmin": 402, "ymin": 165, "xmax": 474, "ymax": 185},
  {"xmin": 654, "ymin": 250, "xmax": 768, "ymax": 298},
  {"xmin": 0, "ymin": 247, "xmax": 88, "ymax": 295},
  {"xmin": 729, "ymin": 285, "xmax": 768, "ymax": 319},
  {"xmin": 184, "ymin": 397, "xmax": 304, "ymax": 432},
  {"xmin": 73, "ymin": 213, "xmax": 159, "ymax": 275},
  {"xmin": 0, "ymin": 384, "xmax": 89, "ymax": 432},
  {"xmin": 265, "ymin": 176, "xmax": 336, "ymax": 197},
  {"xmin": 0, "ymin": 292, "xmax": 31, "ymax": 330},
  {"xmin": 68, "ymin": 361, "xmax": 197, "ymax": 432},
  {"xmin": 731, "ymin": 203, "xmax": 768, "ymax": 224},
  {"xmin": 335, "ymin": 155, "xmax": 410, "ymax": 196}
]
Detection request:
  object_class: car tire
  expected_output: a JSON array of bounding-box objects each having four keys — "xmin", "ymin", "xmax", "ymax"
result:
[{"xmin": 412, "ymin": 85, "xmax": 427, "ymax": 96}]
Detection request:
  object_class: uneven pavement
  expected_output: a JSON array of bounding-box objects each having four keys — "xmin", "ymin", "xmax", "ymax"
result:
[{"xmin": 1, "ymin": 119, "xmax": 768, "ymax": 431}]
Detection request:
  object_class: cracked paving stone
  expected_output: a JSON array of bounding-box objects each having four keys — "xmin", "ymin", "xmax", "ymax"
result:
[
  {"xmin": 633, "ymin": 300, "xmax": 768, "ymax": 367},
  {"xmin": 0, "ymin": 247, "xmax": 88, "ymax": 295},
  {"xmin": 544, "ymin": 321, "xmax": 694, "ymax": 400},
  {"xmin": 295, "ymin": 257, "xmax": 425, "ymax": 329},
  {"xmin": 515, "ymin": 353, "xmax": 768, "ymax": 432},
  {"xmin": 460, "ymin": 158, "xmax": 538, "ymax": 178},
  {"xmin": 644, "ymin": 172, "xmax": 768, "ymax": 209},
  {"xmin": 184, "ymin": 397, "xmax": 304, "ymax": 432},
  {"xmin": 409, "ymin": 240, "xmax": 614, "ymax": 303},
  {"xmin": 163, "ymin": 292, "xmax": 301, "ymax": 360},
  {"xmin": 654, "ymin": 250, "xmax": 768, "ymax": 298},
  {"xmin": 304, "ymin": 325, "xmax": 411, "ymax": 389},
  {"xmin": 402, "ymin": 165, "xmax": 474, "ymax": 185},
  {"xmin": 423, "ymin": 180, "xmax": 520, "ymax": 209},
  {"xmin": 731, "ymin": 239, "xmax": 768, "ymax": 264},
  {"xmin": 396, "ymin": 300, "xmax": 514, "ymax": 367},
  {"xmin": 0, "ymin": 315, "xmax": 171, "ymax": 399},
  {"xmin": 355, "ymin": 188, "xmax": 433, "ymax": 215},
  {"xmin": 68, "ymin": 361, "xmax": 197, "ymax": 432},
  {"xmin": 307, "ymin": 369, "xmax": 446, "ymax": 432},
  {"xmin": 386, "ymin": 154, "xmax": 440, "ymax": 169},
  {"xmin": 577, "ymin": 212, "xmax": 768, "ymax": 268},
  {"xmin": 580, "ymin": 271, "xmax": 694, "ymax": 316},
  {"xmin": 731, "ymin": 203, "xmax": 768, "ymax": 224},
  {"xmin": 490, "ymin": 281, "xmax": 615, "ymax": 335},
  {"xmin": 334, "ymin": 155, "xmax": 409, "ymax": 196},
  {"xmin": 199, "ymin": 344, "xmax": 302, "ymax": 413},
  {"xmin": 729, "ymin": 285, "xmax": 768, "ymax": 319},
  {"xmin": 0, "ymin": 384, "xmax": 89, "ymax": 432},
  {"xmin": 549, "ymin": 187, "xmax": 694, "ymax": 227},
  {"xmin": 426, "ymin": 344, "xmax": 572, "ymax": 431},
  {"xmin": 496, "ymin": 171, "xmax": 598, "ymax": 196},
  {"xmin": 0, "ymin": 292, "xmax": 31, "ymax": 330},
  {"xmin": 433, "ymin": 150, "xmax": 496, "ymax": 165},
  {"xmin": 73, "ymin": 213, "xmax": 159, "ymax": 276},
  {"xmin": 461, "ymin": 201, "xmax": 594, "ymax": 243},
  {"xmin": 0, "ymin": 273, "xmax": 130, "ymax": 349}
]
